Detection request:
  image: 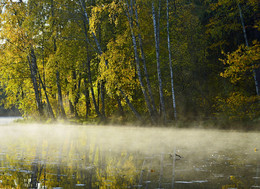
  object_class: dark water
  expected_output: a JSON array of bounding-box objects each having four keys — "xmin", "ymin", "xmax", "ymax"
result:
[{"xmin": 0, "ymin": 119, "xmax": 259, "ymax": 189}]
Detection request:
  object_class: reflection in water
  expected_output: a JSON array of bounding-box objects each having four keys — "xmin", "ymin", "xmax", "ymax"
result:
[{"xmin": 0, "ymin": 124, "xmax": 259, "ymax": 188}]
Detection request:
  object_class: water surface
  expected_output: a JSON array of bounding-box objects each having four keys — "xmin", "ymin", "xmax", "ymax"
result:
[
  {"xmin": 0, "ymin": 119, "xmax": 259, "ymax": 188},
  {"xmin": 0, "ymin": 116, "xmax": 22, "ymax": 125}
]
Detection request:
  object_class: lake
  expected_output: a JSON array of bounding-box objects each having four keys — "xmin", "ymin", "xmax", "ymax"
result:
[
  {"xmin": 0, "ymin": 117, "xmax": 259, "ymax": 188},
  {"xmin": 0, "ymin": 116, "xmax": 23, "ymax": 125}
]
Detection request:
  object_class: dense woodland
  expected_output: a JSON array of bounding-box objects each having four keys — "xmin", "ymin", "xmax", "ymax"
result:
[{"xmin": 0, "ymin": 0, "xmax": 259, "ymax": 125}]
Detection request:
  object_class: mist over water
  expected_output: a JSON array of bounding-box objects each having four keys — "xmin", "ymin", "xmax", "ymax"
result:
[
  {"xmin": 0, "ymin": 119, "xmax": 259, "ymax": 188},
  {"xmin": 0, "ymin": 116, "xmax": 22, "ymax": 125}
]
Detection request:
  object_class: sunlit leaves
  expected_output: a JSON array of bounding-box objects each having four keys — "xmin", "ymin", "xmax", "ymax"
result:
[
  {"xmin": 99, "ymin": 35, "xmax": 137, "ymax": 96},
  {"xmin": 220, "ymin": 41, "xmax": 260, "ymax": 83},
  {"xmin": 215, "ymin": 92, "xmax": 260, "ymax": 120}
]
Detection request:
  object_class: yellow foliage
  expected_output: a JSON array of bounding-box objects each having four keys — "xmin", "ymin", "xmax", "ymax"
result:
[
  {"xmin": 220, "ymin": 41, "xmax": 260, "ymax": 83},
  {"xmin": 98, "ymin": 33, "xmax": 137, "ymax": 98},
  {"xmin": 215, "ymin": 92, "xmax": 260, "ymax": 120}
]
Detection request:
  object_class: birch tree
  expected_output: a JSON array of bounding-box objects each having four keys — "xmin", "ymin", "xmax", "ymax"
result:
[
  {"xmin": 79, "ymin": 0, "xmax": 142, "ymax": 121},
  {"xmin": 79, "ymin": 0, "xmax": 102, "ymax": 118},
  {"xmin": 166, "ymin": 0, "xmax": 177, "ymax": 120},
  {"xmin": 0, "ymin": 1, "xmax": 46, "ymax": 117},
  {"xmin": 237, "ymin": 2, "xmax": 259, "ymax": 96},
  {"xmin": 152, "ymin": 1, "xmax": 166, "ymax": 122},
  {"xmin": 124, "ymin": 0, "xmax": 156, "ymax": 123},
  {"xmin": 132, "ymin": 0, "xmax": 157, "ymax": 116}
]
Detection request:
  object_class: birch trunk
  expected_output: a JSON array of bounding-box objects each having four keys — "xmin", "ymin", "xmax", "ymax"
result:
[
  {"xmin": 80, "ymin": 0, "xmax": 102, "ymax": 117},
  {"xmin": 80, "ymin": 0, "xmax": 141, "ymax": 120},
  {"xmin": 237, "ymin": 2, "xmax": 259, "ymax": 96},
  {"xmin": 167, "ymin": 0, "xmax": 177, "ymax": 120},
  {"xmin": 133, "ymin": 0, "xmax": 157, "ymax": 115},
  {"xmin": 157, "ymin": 0, "xmax": 161, "ymax": 46},
  {"xmin": 125, "ymin": 0, "xmax": 155, "ymax": 123},
  {"xmin": 152, "ymin": 1, "xmax": 166, "ymax": 122},
  {"xmin": 119, "ymin": 89, "xmax": 142, "ymax": 121}
]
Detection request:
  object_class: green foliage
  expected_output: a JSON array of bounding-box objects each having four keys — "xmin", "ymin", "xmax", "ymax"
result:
[
  {"xmin": 215, "ymin": 92, "xmax": 260, "ymax": 121},
  {"xmin": 0, "ymin": 0, "xmax": 259, "ymax": 126}
]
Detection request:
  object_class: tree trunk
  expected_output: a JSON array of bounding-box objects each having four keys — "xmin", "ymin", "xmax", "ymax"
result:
[
  {"xmin": 157, "ymin": 0, "xmax": 161, "ymax": 45},
  {"xmin": 125, "ymin": 0, "xmax": 155, "ymax": 123},
  {"xmin": 39, "ymin": 26, "xmax": 55, "ymax": 119},
  {"xmin": 167, "ymin": 0, "xmax": 177, "ymax": 120},
  {"xmin": 80, "ymin": 0, "xmax": 103, "ymax": 55},
  {"xmin": 80, "ymin": 0, "xmax": 101, "ymax": 117},
  {"xmin": 37, "ymin": 70, "xmax": 55, "ymax": 119},
  {"xmin": 80, "ymin": 0, "xmax": 141, "ymax": 119},
  {"xmin": 56, "ymin": 70, "xmax": 66, "ymax": 118},
  {"xmin": 97, "ymin": 82, "xmax": 100, "ymax": 109},
  {"xmin": 237, "ymin": 2, "xmax": 259, "ymax": 96},
  {"xmin": 152, "ymin": 1, "xmax": 166, "ymax": 123},
  {"xmin": 97, "ymin": 25, "xmax": 106, "ymax": 119},
  {"xmin": 74, "ymin": 73, "xmax": 82, "ymax": 118},
  {"xmin": 119, "ymin": 89, "xmax": 142, "ymax": 121},
  {"xmin": 27, "ymin": 48, "xmax": 44, "ymax": 117},
  {"xmin": 84, "ymin": 78, "xmax": 91, "ymax": 118},
  {"xmin": 87, "ymin": 53, "xmax": 101, "ymax": 117},
  {"xmin": 51, "ymin": 0, "xmax": 66, "ymax": 118},
  {"xmin": 69, "ymin": 100, "xmax": 75, "ymax": 114},
  {"xmin": 116, "ymin": 96, "xmax": 124, "ymax": 117},
  {"xmin": 69, "ymin": 71, "xmax": 75, "ymax": 115},
  {"xmin": 133, "ymin": 0, "xmax": 157, "ymax": 116},
  {"xmin": 101, "ymin": 81, "xmax": 105, "ymax": 116}
]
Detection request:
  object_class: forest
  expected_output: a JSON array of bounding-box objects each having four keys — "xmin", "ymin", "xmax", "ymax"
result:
[{"xmin": 0, "ymin": 0, "xmax": 259, "ymax": 126}]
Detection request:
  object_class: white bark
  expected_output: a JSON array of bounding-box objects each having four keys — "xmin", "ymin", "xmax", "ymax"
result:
[
  {"xmin": 133, "ymin": 0, "xmax": 157, "ymax": 115},
  {"xmin": 238, "ymin": 2, "xmax": 259, "ymax": 96},
  {"xmin": 152, "ymin": 1, "xmax": 166, "ymax": 122},
  {"xmin": 80, "ymin": 0, "xmax": 142, "ymax": 119},
  {"xmin": 167, "ymin": 0, "xmax": 177, "ymax": 120},
  {"xmin": 125, "ymin": 0, "xmax": 155, "ymax": 122}
]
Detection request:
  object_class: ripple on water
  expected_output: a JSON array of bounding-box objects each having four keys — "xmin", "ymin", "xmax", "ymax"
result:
[{"xmin": 175, "ymin": 180, "xmax": 208, "ymax": 184}]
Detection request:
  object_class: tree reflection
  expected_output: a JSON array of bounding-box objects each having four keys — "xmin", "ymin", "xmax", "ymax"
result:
[{"xmin": 0, "ymin": 129, "xmax": 259, "ymax": 189}]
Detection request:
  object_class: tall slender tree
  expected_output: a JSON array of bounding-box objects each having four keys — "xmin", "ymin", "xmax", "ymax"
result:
[
  {"xmin": 124, "ymin": 0, "xmax": 155, "ymax": 123},
  {"xmin": 152, "ymin": 1, "xmax": 166, "ymax": 122},
  {"xmin": 27, "ymin": 48, "xmax": 44, "ymax": 117},
  {"xmin": 167, "ymin": 0, "xmax": 177, "ymax": 120},
  {"xmin": 133, "ymin": 0, "xmax": 157, "ymax": 116},
  {"xmin": 237, "ymin": 2, "xmax": 259, "ymax": 96},
  {"xmin": 79, "ymin": 0, "xmax": 102, "ymax": 117}
]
